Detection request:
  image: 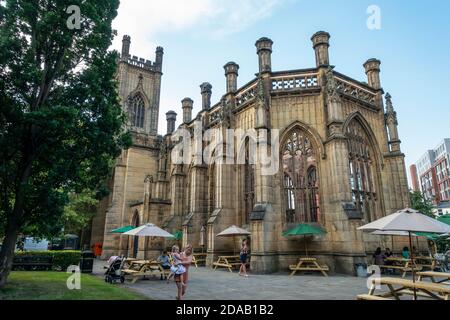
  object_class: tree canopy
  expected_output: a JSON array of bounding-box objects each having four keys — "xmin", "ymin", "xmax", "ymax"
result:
[
  {"xmin": 0, "ymin": 0, "xmax": 130, "ymax": 286},
  {"xmin": 410, "ymin": 191, "xmax": 434, "ymax": 218}
]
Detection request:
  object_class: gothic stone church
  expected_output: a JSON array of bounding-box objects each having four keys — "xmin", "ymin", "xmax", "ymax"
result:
[{"xmin": 90, "ymin": 32, "xmax": 410, "ymax": 274}]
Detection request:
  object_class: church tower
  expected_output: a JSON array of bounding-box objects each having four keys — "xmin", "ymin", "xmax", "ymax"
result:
[{"xmin": 90, "ymin": 35, "xmax": 164, "ymax": 258}]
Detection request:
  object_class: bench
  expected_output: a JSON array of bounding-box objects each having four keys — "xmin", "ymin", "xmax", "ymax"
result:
[
  {"xmin": 192, "ymin": 254, "xmax": 207, "ymax": 268},
  {"xmin": 417, "ymin": 271, "xmax": 450, "ymax": 285},
  {"xmin": 122, "ymin": 261, "xmax": 166, "ymax": 283},
  {"xmin": 289, "ymin": 258, "xmax": 329, "ymax": 277},
  {"xmin": 12, "ymin": 256, "xmax": 53, "ymax": 271},
  {"xmin": 361, "ymin": 277, "xmax": 450, "ymax": 300},
  {"xmin": 379, "ymin": 265, "xmax": 423, "ymax": 275},
  {"xmin": 357, "ymin": 294, "xmax": 392, "ymax": 301},
  {"xmin": 213, "ymin": 256, "xmax": 244, "ymax": 273}
]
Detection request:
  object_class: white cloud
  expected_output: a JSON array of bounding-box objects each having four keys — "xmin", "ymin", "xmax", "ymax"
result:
[{"xmin": 112, "ymin": 0, "xmax": 286, "ymax": 54}]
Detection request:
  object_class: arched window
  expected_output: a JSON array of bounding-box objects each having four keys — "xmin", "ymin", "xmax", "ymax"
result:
[
  {"xmin": 346, "ymin": 119, "xmax": 377, "ymax": 222},
  {"xmin": 208, "ymin": 163, "xmax": 216, "ymax": 214},
  {"xmin": 131, "ymin": 210, "xmax": 140, "ymax": 258},
  {"xmin": 282, "ymin": 129, "xmax": 320, "ymax": 223},
  {"xmin": 129, "ymin": 94, "xmax": 145, "ymax": 128},
  {"xmin": 244, "ymin": 139, "xmax": 255, "ymax": 225}
]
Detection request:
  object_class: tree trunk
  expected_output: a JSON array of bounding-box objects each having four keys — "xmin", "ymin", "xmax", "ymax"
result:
[
  {"xmin": 0, "ymin": 215, "xmax": 21, "ymax": 288},
  {"xmin": 0, "ymin": 156, "xmax": 31, "ymax": 288}
]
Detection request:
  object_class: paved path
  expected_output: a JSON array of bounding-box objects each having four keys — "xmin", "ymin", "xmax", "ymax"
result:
[{"xmin": 95, "ymin": 259, "xmax": 370, "ymax": 300}]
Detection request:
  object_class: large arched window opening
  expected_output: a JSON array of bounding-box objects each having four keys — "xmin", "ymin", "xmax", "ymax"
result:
[
  {"xmin": 131, "ymin": 210, "xmax": 140, "ymax": 258},
  {"xmin": 345, "ymin": 119, "xmax": 377, "ymax": 222},
  {"xmin": 282, "ymin": 129, "xmax": 320, "ymax": 224},
  {"xmin": 244, "ymin": 138, "xmax": 255, "ymax": 225},
  {"xmin": 208, "ymin": 163, "xmax": 216, "ymax": 215},
  {"xmin": 129, "ymin": 94, "xmax": 145, "ymax": 129}
]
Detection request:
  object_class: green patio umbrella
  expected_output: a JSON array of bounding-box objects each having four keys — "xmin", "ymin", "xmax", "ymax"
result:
[
  {"xmin": 413, "ymin": 216, "xmax": 450, "ymax": 240},
  {"xmin": 438, "ymin": 215, "xmax": 450, "ymax": 225},
  {"xmin": 170, "ymin": 230, "xmax": 183, "ymax": 241},
  {"xmin": 283, "ymin": 224, "xmax": 327, "ymax": 257},
  {"xmin": 111, "ymin": 226, "xmax": 136, "ymax": 234}
]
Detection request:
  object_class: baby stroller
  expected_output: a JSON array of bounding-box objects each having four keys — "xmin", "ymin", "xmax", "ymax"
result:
[{"xmin": 104, "ymin": 256, "xmax": 125, "ymax": 284}]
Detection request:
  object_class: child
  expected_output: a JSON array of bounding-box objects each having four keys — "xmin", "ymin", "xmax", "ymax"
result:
[{"xmin": 167, "ymin": 245, "xmax": 186, "ymax": 286}]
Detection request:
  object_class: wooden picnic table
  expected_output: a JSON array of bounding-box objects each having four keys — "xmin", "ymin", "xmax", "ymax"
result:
[
  {"xmin": 381, "ymin": 257, "xmax": 422, "ymax": 278},
  {"xmin": 289, "ymin": 257, "xmax": 329, "ymax": 277},
  {"xmin": 213, "ymin": 256, "xmax": 242, "ymax": 273},
  {"xmin": 358, "ymin": 277, "xmax": 450, "ymax": 300},
  {"xmin": 413, "ymin": 256, "xmax": 437, "ymax": 270},
  {"xmin": 192, "ymin": 253, "xmax": 207, "ymax": 268},
  {"xmin": 123, "ymin": 260, "xmax": 166, "ymax": 283},
  {"xmin": 417, "ymin": 271, "xmax": 450, "ymax": 285}
]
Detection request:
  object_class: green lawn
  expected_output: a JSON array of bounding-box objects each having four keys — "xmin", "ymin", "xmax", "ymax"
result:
[{"xmin": 0, "ymin": 272, "xmax": 148, "ymax": 300}]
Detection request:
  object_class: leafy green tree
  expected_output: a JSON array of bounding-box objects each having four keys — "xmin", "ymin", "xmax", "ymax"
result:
[
  {"xmin": 62, "ymin": 190, "xmax": 99, "ymax": 238},
  {"xmin": 410, "ymin": 191, "xmax": 435, "ymax": 218},
  {"xmin": 0, "ymin": 0, "xmax": 130, "ymax": 287}
]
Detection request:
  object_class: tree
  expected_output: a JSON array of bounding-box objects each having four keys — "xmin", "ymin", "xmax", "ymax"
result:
[
  {"xmin": 0, "ymin": 0, "xmax": 130, "ymax": 287},
  {"xmin": 410, "ymin": 191, "xmax": 435, "ymax": 218},
  {"xmin": 62, "ymin": 190, "xmax": 99, "ymax": 240}
]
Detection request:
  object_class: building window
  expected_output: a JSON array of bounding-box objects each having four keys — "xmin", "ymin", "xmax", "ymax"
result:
[
  {"xmin": 282, "ymin": 129, "xmax": 320, "ymax": 223},
  {"xmin": 244, "ymin": 139, "xmax": 255, "ymax": 224},
  {"xmin": 209, "ymin": 164, "xmax": 216, "ymax": 214},
  {"xmin": 128, "ymin": 94, "xmax": 145, "ymax": 128},
  {"xmin": 346, "ymin": 119, "xmax": 377, "ymax": 222}
]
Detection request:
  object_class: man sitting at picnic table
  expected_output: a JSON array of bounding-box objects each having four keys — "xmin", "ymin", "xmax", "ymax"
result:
[{"xmin": 157, "ymin": 251, "xmax": 171, "ymax": 279}]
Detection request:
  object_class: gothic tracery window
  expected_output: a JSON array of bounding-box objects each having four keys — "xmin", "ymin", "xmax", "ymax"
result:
[
  {"xmin": 129, "ymin": 94, "xmax": 145, "ymax": 129},
  {"xmin": 282, "ymin": 129, "xmax": 320, "ymax": 224},
  {"xmin": 244, "ymin": 139, "xmax": 255, "ymax": 225},
  {"xmin": 346, "ymin": 119, "xmax": 377, "ymax": 222}
]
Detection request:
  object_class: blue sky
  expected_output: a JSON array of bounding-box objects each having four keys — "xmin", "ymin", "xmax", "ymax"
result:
[{"xmin": 112, "ymin": 0, "xmax": 450, "ymax": 183}]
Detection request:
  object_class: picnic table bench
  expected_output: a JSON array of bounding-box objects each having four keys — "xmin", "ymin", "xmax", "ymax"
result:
[
  {"xmin": 359, "ymin": 277, "xmax": 450, "ymax": 300},
  {"xmin": 213, "ymin": 256, "xmax": 243, "ymax": 273},
  {"xmin": 12, "ymin": 255, "xmax": 54, "ymax": 271},
  {"xmin": 380, "ymin": 258, "xmax": 423, "ymax": 278},
  {"xmin": 417, "ymin": 271, "xmax": 450, "ymax": 285},
  {"xmin": 414, "ymin": 256, "xmax": 437, "ymax": 271},
  {"xmin": 192, "ymin": 253, "xmax": 207, "ymax": 268},
  {"xmin": 289, "ymin": 257, "xmax": 329, "ymax": 277},
  {"xmin": 122, "ymin": 260, "xmax": 168, "ymax": 283}
]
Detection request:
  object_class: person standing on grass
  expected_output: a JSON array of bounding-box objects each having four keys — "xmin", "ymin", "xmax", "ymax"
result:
[
  {"xmin": 239, "ymin": 239, "xmax": 249, "ymax": 277},
  {"xmin": 180, "ymin": 244, "xmax": 193, "ymax": 298}
]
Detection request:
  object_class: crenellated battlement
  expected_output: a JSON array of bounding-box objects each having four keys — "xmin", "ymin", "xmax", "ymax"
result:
[
  {"xmin": 120, "ymin": 54, "xmax": 158, "ymax": 71},
  {"xmin": 120, "ymin": 35, "xmax": 163, "ymax": 72}
]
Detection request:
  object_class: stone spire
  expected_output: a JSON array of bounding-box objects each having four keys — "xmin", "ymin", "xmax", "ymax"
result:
[
  {"xmin": 224, "ymin": 62, "xmax": 239, "ymax": 93},
  {"xmin": 200, "ymin": 82, "xmax": 212, "ymax": 110},
  {"xmin": 385, "ymin": 93, "xmax": 401, "ymax": 152},
  {"xmin": 364, "ymin": 58, "xmax": 382, "ymax": 90},
  {"xmin": 121, "ymin": 35, "xmax": 131, "ymax": 58},
  {"xmin": 255, "ymin": 37, "xmax": 273, "ymax": 73},
  {"xmin": 182, "ymin": 98, "xmax": 193, "ymax": 124},
  {"xmin": 166, "ymin": 111, "xmax": 177, "ymax": 134},
  {"xmin": 311, "ymin": 31, "xmax": 331, "ymax": 67}
]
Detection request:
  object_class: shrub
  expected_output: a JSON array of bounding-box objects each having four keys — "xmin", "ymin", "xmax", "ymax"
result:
[{"xmin": 14, "ymin": 251, "xmax": 81, "ymax": 271}]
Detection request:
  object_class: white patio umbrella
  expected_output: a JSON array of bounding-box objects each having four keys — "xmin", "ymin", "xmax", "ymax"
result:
[
  {"xmin": 123, "ymin": 223, "xmax": 174, "ymax": 238},
  {"xmin": 359, "ymin": 208, "xmax": 450, "ymax": 300},
  {"xmin": 217, "ymin": 225, "xmax": 251, "ymax": 255}
]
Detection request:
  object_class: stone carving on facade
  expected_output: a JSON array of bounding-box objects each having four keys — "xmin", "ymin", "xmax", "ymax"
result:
[
  {"xmin": 325, "ymin": 66, "xmax": 340, "ymax": 103},
  {"xmin": 384, "ymin": 93, "xmax": 398, "ymax": 124},
  {"xmin": 219, "ymin": 97, "xmax": 233, "ymax": 128},
  {"xmin": 255, "ymin": 75, "xmax": 269, "ymax": 128}
]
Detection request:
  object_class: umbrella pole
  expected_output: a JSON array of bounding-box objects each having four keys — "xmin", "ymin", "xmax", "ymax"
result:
[{"xmin": 409, "ymin": 232, "xmax": 417, "ymax": 301}]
